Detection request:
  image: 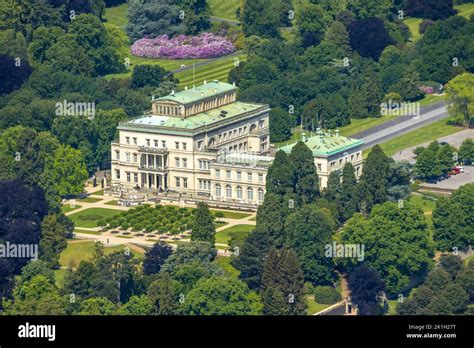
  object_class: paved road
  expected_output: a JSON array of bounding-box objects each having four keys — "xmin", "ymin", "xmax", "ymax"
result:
[
  {"xmin": 419, "ymin": 165, "xmax": 474, "ymax": 191},
  {"xmin": 351, "ymin": 101, "xmax": 449, "ymax": 150}
]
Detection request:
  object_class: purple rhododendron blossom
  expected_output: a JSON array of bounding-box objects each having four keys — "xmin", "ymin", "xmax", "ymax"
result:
[{"xmin": 131, "ymin": 33, "xmax": 236, "ymax": 59}]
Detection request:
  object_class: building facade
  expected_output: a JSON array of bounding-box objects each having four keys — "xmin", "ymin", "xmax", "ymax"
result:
[{"xmin": 110, "ymin": 81, "xmax": 363, "ymax": 209}]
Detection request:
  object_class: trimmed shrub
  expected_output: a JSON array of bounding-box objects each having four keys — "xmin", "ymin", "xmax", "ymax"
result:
[{"xmin": 314, "ymin": 286, "xmax": 342, "ymax": 305}]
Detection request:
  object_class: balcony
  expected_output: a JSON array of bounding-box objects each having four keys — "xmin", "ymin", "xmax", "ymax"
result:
[
  {"xmin": 138, "ymin": 146, "xmax": 168, "ymax": 154},
  {"xmin": 139, "ymin": 165, "xmax": 168, "ymax": 172}
]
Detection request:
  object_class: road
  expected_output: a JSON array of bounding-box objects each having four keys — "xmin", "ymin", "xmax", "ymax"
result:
[{"xmin": 350, "ymin": 101, "xmax": 449, "ymax": 150}]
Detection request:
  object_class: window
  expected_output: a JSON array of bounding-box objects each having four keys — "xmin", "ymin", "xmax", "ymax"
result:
[
  {"xmin": 183, "ymin": 178, "xmax": 188, "ymax": 188},
  {"xmin": 215, "ymin": 169, "xmax": 221, "ymax": 178},
  {"xmin": 133, "ymin": 153, "xmax": 138, "ymax": 163},
  {"xmin": 237, "ymin": 171, "xmax": 242, "ymax": 180},
  {"xmin": 351, "ymin": 155, "xmax": 354, "ymax": 162},
  {"xmin": 115, "ymin": 169, "xmax": 120, "ymax": 179},
  {"xmin": 125, "ymin": 136, "xmax": 130, "ymax": 144},
  {"xmin": 356, "ymin": 153, "xmax": 360, "ymax": 160},
  {"xmin": 154, "ymin": 140, "xmax": 159, "ymax": 147},
  {"xmin": 182, "ymin": 158, "xmax": 187, "ymax": 168},
  {"xmin": 215, "ymin": 184, "xmax": 222, "ymax": 196},
  {"xmin": 146, "ymin": 139, "xmax": 150, "ymax": 147},
  {"xmin": 126, "ymin": 172, "xmax": 131, "ymax": 182},
  {"xmin": 198, "ymin": 140, "xmax": 203, "ymax": 150},
  {"xmin": 162, "ymin": 140, "xmax": 166, "ymax": 148},
  {"xmin": 175, "ymin": 142, "xmax": 180, "ymax": 150},
  {"xmin": 133, "ymin": 137, "xmax": 137, "ymax": 145},
  {"xmin": 182, "ymin": 142, "xmax": 187, "ymax": 150},
  {"xmin": 239, "ymin": 128, "xmax": 242, "ymax": 135},
  {"xmin": 258, "ymin": 188, "xmax": 264, "ymax": 202},
  {"xmin": 236, "ymin": 186, "xmax": 243, "ymax": 199},
  {"xmin": 125, "ymin": 152, "xmax": 130, "ymax": 163},
  {"xmin": 339, "ymin": 159, "xmax": 343, "ymax": 167},
  {"xmin": 199, "ymin": 180, "xmax": 210, "ymax": 190},
  {"xmin": 247, "ymin": 187, "xmax": 254, "ymax": 200},
  {"xmin": 115, "ymin": 151, "xmax": 120, "ymax": 160},
  {"xmin": 133, "ymin": 173, "xmax": 138, "ymax": 183},
  {"xmin": 226, "ymin": 185, "xmax": 232, "ymax": 198},
  {"xmin": 317, "ymin": 164, "xmax": 322, "ymax": 172},
  {"xmin": 247, "ymin": 172, "xmax": 252, "ymax": 182},
  {"xmin": 175, "ymin": 158, "xmax": 180, "ymax": 167},
  {"xmin": 226, "ymin": 170, "xmax": 231, "ymax": 179},
  {"xmin": 258, "ymin": 174, "xmax": 263, "ymax": 183},
  {"xmin": 330, "ymin": 162, "xmax": 335, "ymax": 169},
  {"xmin": 175, "ymin": 177, "xmax": 180, "ymax": 188}
]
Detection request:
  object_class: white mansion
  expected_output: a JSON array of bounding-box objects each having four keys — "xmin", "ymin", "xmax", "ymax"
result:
[{"xmin": 110, "ymin": 81, "xmax": 364, "ymax": 209}]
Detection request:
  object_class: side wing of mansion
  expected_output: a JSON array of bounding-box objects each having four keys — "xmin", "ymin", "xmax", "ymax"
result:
[{"xmin": 110, "ymin": 81, "xmax": 364, "ymax": 210}]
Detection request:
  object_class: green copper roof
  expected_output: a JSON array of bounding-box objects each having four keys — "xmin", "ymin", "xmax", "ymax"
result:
[
  {"xmin": 156, "ymin": 80, "xmax": 236, "ymax": 105},
  {"xmin": 118, "ymin": 102, "xmax": 268, "ymax": 134},
  {"xmin": 280, "ymin": 132, "xmax": 364, "ymax": 157}
]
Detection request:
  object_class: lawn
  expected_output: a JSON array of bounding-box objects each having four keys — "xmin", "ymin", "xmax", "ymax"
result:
[
  {"xmin": 68, "ymin": 208, "xmax": 123, "ymax": 228},
  {"xmin": 307, "ymin": 296, "xmax": 330, "ymax": 315},
  {"xmin": 104, "ymin": 3, "xmax": 128, "ymax": 29},
  {"xmin": 409, "ymin": 193, "xmax": 438, "ymax": 215},
  {"xmin": 59, "ymin": 241, "xmax": 144, "ymax": 268},
  {"xmin": 105, "ymin": 200, "xmax": 119, "ymax": 206},
  {"xmin": 455, "ymin": 3, "xmax": 474, "ymax": 18},
  {"xmin": 214, "ymin": 255, "xmax": 240, "ymax": 278},
  {"xmin": 208, "ymin": 0, "xmax": 240, "ymax": 20},
  {"xmin": 215, "ymin": 224, "xmax": 254, "ymax": 245},
  {"xmin": 91, "ymin": 189, "xmax": 104, "ymax": 196},
  {"xmin": 211, "ymin": 209, "xmax": 252, "ymax": 219},
  {"xmin": 62, "ymin": 204, "xmax": 82, "ymax": 214},
  {"xmin": 54, "ymin": 268, "xmax": 68, "ymax": 287},
  {"xmin": 175, "ymin": 54, "xmax": 246, "ymax": 88},
  {"xmin": 74, "ymin": 229, "xmax": 102, "ymax": 235},
  {"xmin": 376, "ymin": 118, "xmax": 463, "ymax": 157},
  {"xmin": 78, "ymin": 197, "xmax": 102, "ymax": 203}
]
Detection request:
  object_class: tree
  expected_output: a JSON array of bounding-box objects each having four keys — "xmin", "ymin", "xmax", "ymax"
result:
[
  {"xmin": 394, "ymin": 65, "xmax": 423, "ymax": 101},
  {"xmin": 143, "ymin": 242, "xmax": 173, "ymax": 275},
  {"xmin": 415, "ymin": 141, "xmax": 442, "ymax": 180},
  {"xmin": 161, "ymin": 242, "xmax": 217, "ymax": 272},
  {"xmin": 191, "ymin": 202, "xmax": 216, "ymax": 245},
  {"xmin": 302, "ymin": 94, "xmax": 349, "ymax": 129},
  {"xmin": 132, "ymin": 64, "xmax": 175, "ymax": 89},
  {"xmin": 232, "ymin": 228, "xmax": 272, "ymax": 290},
  {"xmin": 346, "ymin": 0, "xmax": 391, "ymax": 19},
  {"xmin": 405, "ymin": 0, "xmax": 456, "ymax": 20},
  {"xmin": 3, "ymin": 275, "xmax": 67, "ymax": 315},
  {"xmin": 39, "ymin": 214, "xmax": 69, "ymax": 268},
  {"xmin": 323, "ymin": 21, "xmax": 351, "ymax": 55},
  {"xmin": 126, "ymin": 0, "xmax": 186, "ymax": 42},
  {"xmin": 0, "ymin": 179, "xmax": 48, "ymax": 302},
  {"xmin": 289, "ymin": 141, "xmax": 319, "ymax": 204},
  {"xmin": 397, "ymin": 285, "xmax": 435, "ymax": 315},
  {"xmin": 445, "ymin": 73, "xmax": 474, "ymax": 126},
  {"xmin": 340, "ymin": 163, "xmax": 359, "ymax": 222},
  {"xmin": 440, "ymin": 254, "xmax": 463, "ymax": 280},
  {"xmin": 285, "ymin": 204, "xmax": 336, "ymax": 285},
  {"xmin": 358, "ymin": 145, "xmax": 390, "ymax": 214},
  {"xmin": 433, "ymin": 183, "xmax": 474, "ymax": 251},
  {"xmin": 49, "ymin": 145, "xmax": 88, "ymax": 197},
  {"xmin": 181, "ymin": 276, "xmax": 263, "ymax": 315},
  {"xmin": 117, "ymin": 295, "xmax": 154, "ymax": 315},
  {"xmin": 172, "ymin": 0, "xmax": 211, "ymax": 34},
  {"xmin": 437, "ymin": 144, "xmax": 455, "ymax": 175},
  {"xmin": 269, "ymin": 108, "xmax": 293, "ymax": 143},
  {"xmin": 440, "ymin": 283, "xmax": 469, "ymax": 314},
  {"xmin": 260, "ymin": 248, "xmax": 307, "ymax": 315},
  {"xmin": 340, "ymin": 202, "xmax": 434, "ymax": 294},
  {"xmin": 241, "ymin": 0, "xmax": 286, "ymax": 38},
  {"xmin": 238, "ymin": 57, "xmax": 279, "ymax": 90},
  {"xmin": 459, "ymin": 138, "xmax": 474, "ymax": 165},
  {"xmin": 265, "ymin": 151, "xmax": 295, "ymax": 196},
  {"xmin": 348, "ymin": 266, "xmax": 385, "ymax": 315},
  {"xmin": 0, "ymin": 54, "xmax": 32, "ymax": 95},
  {"xmin": 348, "ymin": 18, "xmax": 394, "ymax": 60},
  {"xmin": 148, "ymin": 272, "xmax": 180, "ymax": 315},
  {"xmin": 77, "ymin": 297, "xmax": 117, "ymax": 315},
  {"xmin": 296, "ymin": 3, "xmax": 330, "ymax": 47},
  {"xmin": 28, "ymin": 26, "xmax": 64, "ymax": 65}
]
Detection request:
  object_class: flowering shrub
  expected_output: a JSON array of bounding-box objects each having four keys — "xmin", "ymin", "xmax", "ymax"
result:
[{"xmin": 131, "ymin": 33, "xmax": 236, "ymax": 59}]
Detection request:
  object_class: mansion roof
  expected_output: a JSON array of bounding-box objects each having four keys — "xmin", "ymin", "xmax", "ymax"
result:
[{"xmin": 156, "ymin": 80, "xmax": 237, "ymax": 105}]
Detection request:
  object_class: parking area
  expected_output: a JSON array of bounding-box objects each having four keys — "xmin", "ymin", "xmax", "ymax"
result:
[{"xmin": 420, "ymin": 166, "xmax": 474, "ymax": 190}]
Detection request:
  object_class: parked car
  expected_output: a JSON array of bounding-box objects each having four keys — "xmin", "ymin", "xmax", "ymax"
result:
[{"xmin": 455, "ymin": 166, "xmax": 464, "ymax": 173}]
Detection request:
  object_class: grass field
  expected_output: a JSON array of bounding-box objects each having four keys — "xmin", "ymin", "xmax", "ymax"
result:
[
  {"xmin": 104, "ymin": 3, "xmax": 128, "ymax": 29},
  {"xmin": 91, "ymin": 189, "xmax": 104, "ymax": 196},
  {"xmin": 215, "ymin": 255, "xmax": 240, "ymax": 278},
  {"xmin": 377, "ymin": 118, "xmax": 463, "ymax": 156},
  {"xmin": 208, "ymin": 0, "xmax": 240, "ymax": 20},
  {"xmin": 307, "ymin": 296, "xmax": 330, "ymax": 315},
  {"xmin": 62, "ymin": 204, "xmax": 82, "ymax": 214},
  {"xmin": 175, "ymin": 54, "xmax": 246, "ymax": 88},
  {"xmin": 211, "ymin": 210, "xmax": 252, "ymax": 219},
  {"xmin": 215, "ymin": 224, "xmax": 254, "ymax": 245},
  {"xmin": 59, "ymin": 240, "xmax": 144, "ymax": 268},
  {"xmin": 409, "ymin": 193, "xmax": 438, "ymax": 215},
  {"xmin": 78, "ymin": 197, "xmax": 102, "ymax": 203},
  {"xmin": 68, "ymin": 208, "xmax": 123, "ymax": 228},
  {"xmin": 74, "ymin": 229, "xmax": 102, "ymax": 235}
]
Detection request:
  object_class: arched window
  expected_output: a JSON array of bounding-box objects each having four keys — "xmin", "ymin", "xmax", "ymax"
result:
[
  {"xmin": 215, "ymin": 184, "xmax": 221, "ymax": 197},
  {"xmin": 247, "ymin": 187, "xmax": 253, "ymax": 200},
  {"xmin": 249, "ymin": 124, "xmax": 257, "ymax": 133},
  {"xmin": 226, "ymin": 185, "xmax": 232, "ymax": 198},
  {"xmin": 236, "ymin": 186, "xmax": 243, "ymax": 199},
  {"xmin": 258, "ymin": 188, "xmax": 264, "ymax": 202},
  {"xmin": 208, "ymin": 137, "xmax": 216, "ymax": 147}
]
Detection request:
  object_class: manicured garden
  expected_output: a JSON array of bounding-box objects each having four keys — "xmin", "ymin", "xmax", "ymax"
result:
[
  {"xmin": 78, "ymin": 197, "xmax": 102, "ymax": 203},
  {"xmin": 208, "ymin": 0, "xmax": 240, "ymax": 20},
  {"xmin": 62, "ymin": 204, "xmax": 82, "ymax": 214}
]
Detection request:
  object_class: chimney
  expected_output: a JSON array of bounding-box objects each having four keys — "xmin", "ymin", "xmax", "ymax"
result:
[
  {"xmin": 185, "ymin": 86, "xmax": 188, "ymax": 90},
  {"xmin": 232, "ymin": 81, "xmax": 236, "ymax": 87},
  {"xmin": 171, "ymin": 90, "xmax": 175, "ymax": 96},
  {"xmin": 335, "ymin": 129, "xmax": 340, "ymax": 138},
  {"xmin": 204, "ymin": 80, "xmax": 207, "ymax": 85}
]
